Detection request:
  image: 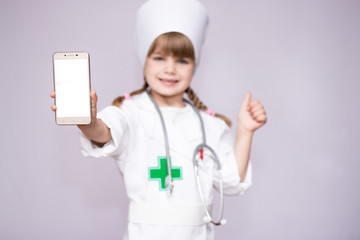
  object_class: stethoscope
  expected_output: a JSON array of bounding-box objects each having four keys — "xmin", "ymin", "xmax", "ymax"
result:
[{"xmin": 147, "ymin": 91, "xmax": 226, "ymax": 226}]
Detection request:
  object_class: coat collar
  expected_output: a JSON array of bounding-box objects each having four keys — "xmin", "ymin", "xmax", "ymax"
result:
[{"xmin": 134, "ymin": 92, "xmax": 203, "ymax": 159}]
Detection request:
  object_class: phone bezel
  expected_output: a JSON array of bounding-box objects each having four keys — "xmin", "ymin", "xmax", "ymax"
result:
[{"xmin": 52, "ymin": 51, "xmax": 92, "ymax": 125}]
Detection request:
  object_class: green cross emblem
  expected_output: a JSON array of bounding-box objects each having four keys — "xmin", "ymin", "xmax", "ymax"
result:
[{"xmin": 148, "ymin": 156, "xmax": 182, "ymax": 191}]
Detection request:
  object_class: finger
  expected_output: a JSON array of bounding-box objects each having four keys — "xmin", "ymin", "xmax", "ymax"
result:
[
  {"xmin": 89, "ymin": 90, "xmax": 98, "ymax": 122},
  {"xmin": 251, "ymin": 109, "xmax": 266, "ymax": 119},
  {"xmin": 50, "ymin": 91, "xmax": 55, "ymax": 98},
  {"xmin": 249, "ymin": 99, "xmax": 262, "ymax": 108},
  {"xmin": 241, "ymin": 92, "xmax": 252, "ymax": 110},
  {"xmin": 249, "ymin": 103, "xmax": 263, "ymax": 113},
  {"xmin": 90, "ymin": 89, "xmax": 98, "ymax": 104},
  {"xmin": 255, "ymin": 114, "xmax": 267, "ymax": 123},
  {"xmin": 51, "ymin": 104, "xmax": 57, "ymax": 111}
]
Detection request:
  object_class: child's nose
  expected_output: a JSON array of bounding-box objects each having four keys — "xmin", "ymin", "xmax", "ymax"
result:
[{"xmin": 164, "ymin": 59, "xmax": 176, "ymax": 74}]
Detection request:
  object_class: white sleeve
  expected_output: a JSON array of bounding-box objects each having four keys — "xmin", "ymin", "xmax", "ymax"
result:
[
  {"xmin": 213, "ymin": 124, "xmax": 252, "ymax": 196},
  {"xmin": 79, "ymin": 106, "xmax": 131, "ymax": 159}
]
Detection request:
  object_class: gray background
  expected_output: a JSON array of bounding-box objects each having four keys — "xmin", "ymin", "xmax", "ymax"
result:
[{"xmin": 1, "ymin": 0, "xmax": 359, "ymax": 239}]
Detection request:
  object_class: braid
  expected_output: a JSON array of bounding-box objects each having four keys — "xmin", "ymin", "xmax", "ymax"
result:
[
  {"xmin": 185, "ymin": 87, "xmax": 232, "ymax": 127},
  {"xmin": 112, "ymin": 81, "xmax": 148, "ymax": 107},
  {"xmin": 185, "ymin": 87, "xmax": 207, "ymax": 111}
]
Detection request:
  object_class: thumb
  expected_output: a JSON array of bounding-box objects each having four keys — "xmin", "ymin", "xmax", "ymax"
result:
[
  {"xmin": 90, "ymin": 89, "xmax": 98, "ymax": 103},
  {"xmin": 241, "ymin": 91, "xmax": 252, "ymax": 109}
]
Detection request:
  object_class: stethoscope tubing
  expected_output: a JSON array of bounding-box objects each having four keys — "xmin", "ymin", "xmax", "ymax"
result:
[
  {"xmin": 147, "ymin": 91, "xmax": 225, "ymax": 225},
  {"xmin": 147, "ymin": 91, "xmax": 174, "ymax": 194}
]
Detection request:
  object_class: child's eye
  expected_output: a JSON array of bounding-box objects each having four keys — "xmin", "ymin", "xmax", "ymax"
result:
[
  {"xmin": 177, "ymin": 59, "xmax": 189, "ymax": 64},
  {"xmin": 153, "ymin": 56, "xmax": 164, "ymax": 61}
]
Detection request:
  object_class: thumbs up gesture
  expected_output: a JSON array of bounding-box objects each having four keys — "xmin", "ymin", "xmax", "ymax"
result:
[{"xmin": 237, "ymin": 92, "xmax": 267, "ymax": 133}]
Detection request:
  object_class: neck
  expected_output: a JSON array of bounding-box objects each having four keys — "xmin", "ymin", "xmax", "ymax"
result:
[{"xmin": 150, "ymin": 90, "xmax": 185, "ymax": 107}]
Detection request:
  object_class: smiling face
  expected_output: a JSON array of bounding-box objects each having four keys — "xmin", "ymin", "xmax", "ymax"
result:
[{"xmin": 144, "ymin": 32, "xmax": 195, "ymax": 107}]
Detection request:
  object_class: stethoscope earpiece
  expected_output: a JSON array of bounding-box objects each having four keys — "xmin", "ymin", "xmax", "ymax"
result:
[
  {"xmin": 203, "ymin": 216, "xmax": 227, "ymax": 225},
  {"xmin": 165, "ymin": 176, "xmax": 174, "ymax": 196},
  {"xmin": 220, "ymin": 219, "xmax": 227, "ymax": 225},
  {"xmin": 203, "ymin": 216, "xmax": 211, "ymax": 223}
]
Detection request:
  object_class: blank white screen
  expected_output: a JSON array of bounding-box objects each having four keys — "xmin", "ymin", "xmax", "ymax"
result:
[{"xmin": 54, "ymin": 58, "xmax": 90, "ymax": 118}]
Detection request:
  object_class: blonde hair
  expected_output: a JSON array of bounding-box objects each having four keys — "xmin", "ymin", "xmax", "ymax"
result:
[{"xmin": 113, "ymin": 32, "xmax": 232, "ymax": 127}]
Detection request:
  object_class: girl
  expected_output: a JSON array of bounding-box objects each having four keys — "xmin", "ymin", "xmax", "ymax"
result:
[{"xmin": 51, "ymin": 0, "xmax": 267, "ymax": 239}]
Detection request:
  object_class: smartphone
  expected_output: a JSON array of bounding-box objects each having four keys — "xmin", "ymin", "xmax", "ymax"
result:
[{"xmin": 52, "ymin": 52, "xmax": 91, "ymax": 125}]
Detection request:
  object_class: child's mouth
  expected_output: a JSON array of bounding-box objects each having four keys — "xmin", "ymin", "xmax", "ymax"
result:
[{"xmin": 159, "ymin": 78, "xmax": 179, "ymax": 86}]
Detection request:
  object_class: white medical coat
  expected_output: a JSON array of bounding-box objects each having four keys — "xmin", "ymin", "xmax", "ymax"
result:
[{"xmin": 80, "ymin": 92, "xmax": 252, "ymax": 240}]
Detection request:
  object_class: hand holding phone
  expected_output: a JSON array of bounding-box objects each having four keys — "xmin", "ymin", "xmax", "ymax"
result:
[
  {"xmin": 50, "ymin": 89, "xmax": 98, "ymax": 125},
  {"xmin": 52, "ymin": 52, "xmax": 91, "ymax": 125}
]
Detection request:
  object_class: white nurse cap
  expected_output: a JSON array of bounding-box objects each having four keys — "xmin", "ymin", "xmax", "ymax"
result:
[{"xmin": 135, "ymin": 0, "xmax": 209, "ymax": 68}]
